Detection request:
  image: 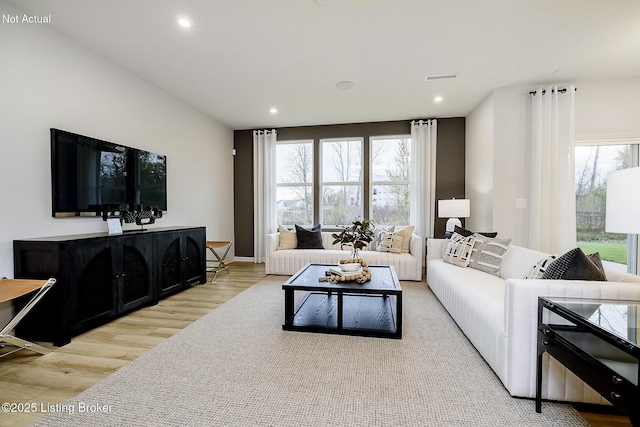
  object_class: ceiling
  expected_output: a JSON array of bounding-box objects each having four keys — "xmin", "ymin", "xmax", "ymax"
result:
[{"xmin": 6, "ymin": 0, "xmax": 640, "ymax": 130}]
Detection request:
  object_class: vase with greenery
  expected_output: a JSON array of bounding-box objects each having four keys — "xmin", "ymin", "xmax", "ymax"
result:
[{"xmin": 331, "ymin": 219, "xmax": 375, "ymax": 261}]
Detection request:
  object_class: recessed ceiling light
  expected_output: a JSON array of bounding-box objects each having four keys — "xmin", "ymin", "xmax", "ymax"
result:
[
  {"xmin": 336, "ymin": 81, "xmax": 354, "ymax": 90},
  {"xmin": 176, "ymin": 16, "xmax": 192, "ymax": 28},
  {"xmin": 434, "ymin": 96, "xmax": 443, "ymax": 103},
  {"xmin": 270, "ymin": 107, "xmax": 278, "ymax": 114}
]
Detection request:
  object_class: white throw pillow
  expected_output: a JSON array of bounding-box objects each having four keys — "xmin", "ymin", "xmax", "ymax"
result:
[
  {"xmin": 443, "ymin": 233, "xmax": 476, "ymax": 267},
  {"xmin": 277, "ymin": 224, "xmax": 297, "ymax": 250}
]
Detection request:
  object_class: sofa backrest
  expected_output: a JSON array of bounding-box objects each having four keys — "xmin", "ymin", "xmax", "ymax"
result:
[{"xmin": 499, "ymin": 245, "xmax": 549, "ymax": 280}]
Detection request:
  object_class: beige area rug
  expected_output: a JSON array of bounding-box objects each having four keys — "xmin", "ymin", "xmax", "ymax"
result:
[{"xmin": 32, "ymin": 278, "xmax": 588, "ymax": 427}]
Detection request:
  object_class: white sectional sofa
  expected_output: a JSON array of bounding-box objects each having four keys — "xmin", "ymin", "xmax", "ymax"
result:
[
  {"xmin": 265, "ymin": 232, "xmax": 423, "ymax": 281},
  {"xmin": 427, "ymin": 238, "xmax": 640, "ymax": 404}
]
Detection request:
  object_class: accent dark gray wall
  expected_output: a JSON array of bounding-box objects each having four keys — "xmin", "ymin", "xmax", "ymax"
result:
[{"xmin": 233, "ymin": 118, "xmax": 465, "ymax": 257}]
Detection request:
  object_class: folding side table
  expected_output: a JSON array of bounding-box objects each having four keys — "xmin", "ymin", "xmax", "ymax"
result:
[
  {"xmin": 0, "ymin": 278, "xmax": 56, "ymax": 358},
  {"xmin": 206, "ymin": 241, "xmax": 233, "ymax": 281}
]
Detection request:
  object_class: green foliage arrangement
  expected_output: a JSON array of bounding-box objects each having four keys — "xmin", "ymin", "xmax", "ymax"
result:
[{"xmin": 331, "ymin": 219, "xmax": 375, "ymax": 259}]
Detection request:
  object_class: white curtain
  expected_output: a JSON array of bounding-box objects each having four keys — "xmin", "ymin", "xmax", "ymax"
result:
[
  {"xmin": 253, "ymin": 129, "xmax": 277, "ymax": 263},
  {"xmin": 410, "ymin": 119, "xmax": 437, "ymax": 240},
  {"xmin": 528, "ymin": 85, "xmax": 577, "ymax": 254}
]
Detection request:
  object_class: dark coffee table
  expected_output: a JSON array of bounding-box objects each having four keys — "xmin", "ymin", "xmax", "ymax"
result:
[{"xmin": 282, "ymin": 263, "xmax": 402, "ymax": 339}]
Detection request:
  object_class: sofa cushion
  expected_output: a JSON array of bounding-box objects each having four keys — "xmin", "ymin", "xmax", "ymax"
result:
[
  {"xmin": 376, "ymin": 230, "xmax": 403, "ymax": 253},
  {"xmin": 372, "ymin": 226, "xmax": 394, "ymax": 250},
  {"xmin": 295, "ymin": 224, "xmax": 324, "ymax": 249},
  {"xmin": 542, "ymin": 247, "xmax": 607, "ymax": 281},
  {"xmin": 468, "ymin": 235, "xmax": 511, "ymax": 276},
  {"xmin": 443, "ymin": 233, "xmax": 476, "ymax": 267},
  {"xmin": 277, "ymin": 225, "xmax": 297, "ymax": 250}
]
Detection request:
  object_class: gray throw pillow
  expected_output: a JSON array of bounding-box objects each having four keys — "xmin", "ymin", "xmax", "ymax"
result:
[
  {"xmin": 468, "ymin": 234, "xmax": 511, "ymax": 276},
  {"xmin": 295, "ymin": 224, "xmax": 324, "ymax": 249},
  {"xmin": 541, "ymin": 248, "xmax": 607, "ymax": 281}
]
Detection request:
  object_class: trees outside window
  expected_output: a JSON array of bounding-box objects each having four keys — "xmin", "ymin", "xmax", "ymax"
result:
[
  {"xmin": 320, "ymin": 138, "xmax": 363, "ymax": 226},
  {"xmin": 371, "ymin": 137, "xmax": 411, "ymax": 226},
  {"xmin": 276, "ymin": 140, "xmax": 313, "ymax": 226}
]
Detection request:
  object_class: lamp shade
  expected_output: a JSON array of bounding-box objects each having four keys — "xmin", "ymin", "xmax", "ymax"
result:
[
  {"xmin": 605, "ymin": 167, "xmax": 640, "ymax": 234},
  {"xmin": 438, "ymin": 199, "xmax": 470, "ymax": 218}
]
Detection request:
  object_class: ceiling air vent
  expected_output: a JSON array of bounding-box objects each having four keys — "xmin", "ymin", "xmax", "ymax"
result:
[{"xmin": 424, "ymin": 73, "xmax": 458, "ymax": 81}]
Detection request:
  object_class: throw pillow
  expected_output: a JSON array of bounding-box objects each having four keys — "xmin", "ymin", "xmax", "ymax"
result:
[
  {"xmin": 523, "ymin": 255, "xmax": 557, "ymax": 279},
  {"xmin": 394, "ymin": 225, "xmax": 415, "ymax": 253},
  {"xmin": 295, "ymin": 224, "xmax": 324, "ymax": 249},
  {"xmin": 372, "ymin": 226, "xmax": 395, "ymax": 250},
  {"xmin": 468, "ymin": 234, "xmax": 512, "ymax": 276},
  {"xmin": 541, "ymin": 248, "xmax": 607, "ymax": 281},
  {"xmin": 454, "ymin": 225, "xmax": 498, "ymax": 238},
  {"xmin": 277, "ymin": 224, "xmax": 297, "ymax": 250},
  {"xmin": 376, "ymin": 230, "xmax": 403, "ymax": 254},
  {"xmin": 443, "ymin": 232, "xmax": 476, "ymax": 267}
]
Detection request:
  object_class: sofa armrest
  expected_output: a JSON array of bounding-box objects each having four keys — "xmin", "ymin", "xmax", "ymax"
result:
[
  {"xmin": 409, "ymin": 233, "xmax": 423, "ymax": 261},
  {"xmin": 503, "ymin": 278, "xmax": 640, "ymax": 397},
  {"xmin": 426, "ymin": 238, "xmax": 445, "ymax": 261}
]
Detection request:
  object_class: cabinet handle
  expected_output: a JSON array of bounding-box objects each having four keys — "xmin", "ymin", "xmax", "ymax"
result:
[
  {"xmin": 543, "ymin": 329, "xmax": 551, "ymax": 336},
  {"xmin": 542, "ymin": 340, "xmax": 551, "ymax": 346},
  {"xmin": 612, "ymin": 376, "xmax": 624, "ymax": 385},
  {"xmin": 610, "ymin": 391, "xmax": 622, "ymax": 400}
]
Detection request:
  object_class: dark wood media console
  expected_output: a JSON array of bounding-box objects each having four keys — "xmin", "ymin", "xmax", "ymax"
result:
[{"xmin": 13, "ymin": 226, "xmax": 206, "ymax": 346}]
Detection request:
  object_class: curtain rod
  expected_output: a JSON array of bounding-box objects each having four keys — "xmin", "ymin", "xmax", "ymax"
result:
[{"xmin": 529, "ymin": 87, "xmax": 577, "ymax": 96}]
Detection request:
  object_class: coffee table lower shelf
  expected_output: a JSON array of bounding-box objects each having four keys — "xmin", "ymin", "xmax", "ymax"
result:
[{"xmin": 283, "ymin": 291, "xmax": 400, "ymax": 339}]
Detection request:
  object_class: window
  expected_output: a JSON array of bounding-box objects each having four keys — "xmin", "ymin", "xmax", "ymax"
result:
[
  {"xmin": 276, "ymin": 140, "xmax": 313, "ymax": 226},
  {"xmin": 575, "ymin": 141, "xmax": 639, "ymax": 273},
  {"xmin": 320, "ymin": 138, "xmax": 363, "ymax": 226},
  {"xmin": 370, "ymin": 136, "xmax": 411, "ymax": 226}
]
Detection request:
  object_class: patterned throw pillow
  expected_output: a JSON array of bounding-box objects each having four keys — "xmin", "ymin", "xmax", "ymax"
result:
[
  {"xmin": 524, "ymin": 255, "xmax": 557, "ymax": 279},
  {"xmin": 372, "ymin": 226, "xmax": 395, "ymax": 250},
  {"xmin": 542, "ymin": 248, "xmax": 607, "ymax": 281},
  {"xmin": 277, "ymin": 224, "xmax": 297, "ymax": 250},
  {"xmin": 443, "ymin": 232, "xmax": 476, "ymax": 267},
  {"xmin": 468, "ymin": 234, "xmax": 512, "ymax": 276},
  {"xmin": 376, "ymin": 231, "xmax": 403, "ymax": 254}
]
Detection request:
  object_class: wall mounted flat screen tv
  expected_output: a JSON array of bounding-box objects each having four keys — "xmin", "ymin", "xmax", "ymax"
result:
[{"xmin": 51, "ymin": 128, "xmax": 167, "ymax": 217}]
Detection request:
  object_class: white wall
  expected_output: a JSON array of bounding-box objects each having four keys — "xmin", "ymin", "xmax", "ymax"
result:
[
  {"xmin": 465, "ymin": 78, "xmax": 640, "ymax": 247},
  {"xmin": 465, "ymin": 91, "xmax": 494, "ymax": 231},
  {"xmin": 0, "ymin": 2, "xmax": 234, "ymax": 321},
  {"xmin": 575, "ymin": 78, "xmax": 640, "ymax": 140}
]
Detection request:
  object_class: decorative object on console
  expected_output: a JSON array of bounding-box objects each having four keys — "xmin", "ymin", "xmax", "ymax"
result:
[
  {"xmin": 102, "ymin": 204, "xmax": 163, "ymax": 232},
  {"xmin": 331, "ymin": 219, "xmax": 375, "ymax": 260},
  {"xmin": 438, "ymin": 199, "xmax": 470, "ymax": 237},
  {"xmin": 606, "ymin": 167, "xmax": 640, "ymax": 235}
]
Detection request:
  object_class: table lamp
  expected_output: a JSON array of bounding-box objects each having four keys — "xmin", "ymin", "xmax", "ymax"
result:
[
  {"xmin": 606, "ymin": 167, "xmax": 640, "ymax": 234},
  {"xmin": 438, "ymin": 198, "xmax": 470, "ymax": 235}
]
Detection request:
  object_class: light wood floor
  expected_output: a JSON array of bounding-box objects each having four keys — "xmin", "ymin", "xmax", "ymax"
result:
[{"xmin": 0, "ymin": 262, "xmax": 630, "ymax": 427}]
